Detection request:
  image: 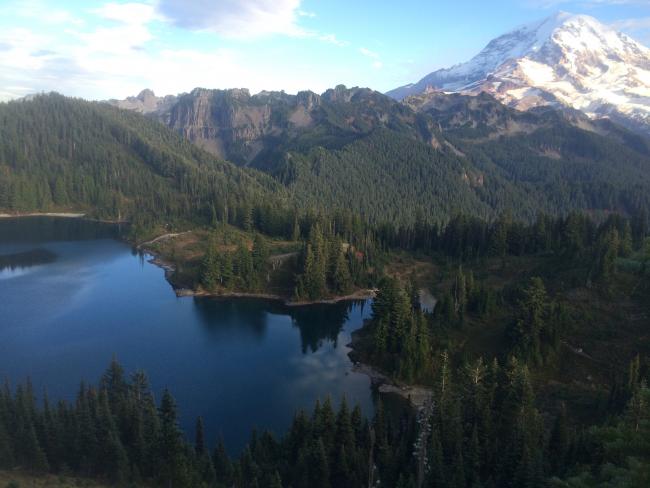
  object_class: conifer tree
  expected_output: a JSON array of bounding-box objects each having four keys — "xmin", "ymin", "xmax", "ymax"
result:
[
  {"xmin": 548, "ymin": 403, "xmax": 569, "ymax": 475},
  {"xmin": 158, "ymin": 389, "xmax": 188, "ymax": 487},
  {"xmin": 195, "ymin": 416, "xmax": 206, "ymax": 456},
  {"xmin": 0, "ymin": 420, "xmax": 13, "ymax": 469},
  {"xmin": 23, "ymin": 422, "xmax": 49, "ymax": 474},
  {"xmin": 332, "ymin": 250, "xmax": 352, "ymax": 295},
  {"xmin": 310, "ymin": 438, "xmax": 331, "ymax": 488},
  {"xmin": 213, "ymin": 437, "xmax": 234, "ymax": 486}
]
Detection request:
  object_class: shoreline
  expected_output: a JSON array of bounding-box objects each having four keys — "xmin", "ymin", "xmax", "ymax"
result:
[
  {"xmin": 140, "ymin": 230, "xmax": 428, "ymax": 401},
  {"xmin": 347, "ymin": 328, "xmax": 434, "ymax": 410},
  {"xmin": 351, "ymin": 360, "xmax": 433, "ymax": 410},
  {"xmin": 179, "ymin": 287, "xmax": 377, "ymax": 307},
  {"xmin": 0, "ymin": 212, "xmax": 129, "ymax": 225},
  {"xmin": 0, "ymin": 212, "xmax": 86, "ymax": 218},
  {"xmin": 144, "ymin": 249, "xmax": 377, "ymax": 307}
]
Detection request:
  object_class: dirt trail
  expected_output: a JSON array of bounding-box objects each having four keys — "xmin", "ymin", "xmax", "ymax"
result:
[{"xmin": 138, "ymin": 231, "xmax": 191, "ymax": 249}]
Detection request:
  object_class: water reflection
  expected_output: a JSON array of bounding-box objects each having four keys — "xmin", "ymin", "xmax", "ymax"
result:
[
  {"xmin": 0, "ymin": 248, "xmax": 56, "ymax": 271},
  {"xmin": 192, "ymin": 297, "xmax": 269, "ymax": 339},
  {"xmin": 193, "ymin": 297, "xmax": 370, "ymax": 354},
  {"xmin": 291, "ymin": 300, "xmax": 367, "ymax": 353},
  {"xmin": 0, "ymin": 216, "xmax": 124, "ymax": 243}
]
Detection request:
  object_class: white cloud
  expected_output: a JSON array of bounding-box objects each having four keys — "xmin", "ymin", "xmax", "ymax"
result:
[
  {"xmin": 156, "ymin": 0, "xmax": 348, "ymax": 47},
  {"xmin": 92, "ymin": 2, "xmax": 162, "ymax": 25},
  {"xmin": 359, "ymin": 47, "xmax": 380, "ymax": 59},
  {"xmin": 0, "ymin": 23, "xmax": 253, "ymax": 101},
  {"xmin": 0, "ymin": 0, "xmax": 355, "ymax": 101},
  {"xmin": 318, "ymin": 34, "xmax": 348, "ymax": 47},
  {"xmin": 157, "ymin": 0, "xmax": 305, "ymax": 39},
  {"xmin": 0, "ymin": 2, "xmax": 164, "ymax": 100},
  {"xmin": 611, "ymin": 17, "xmax": 650, "ymax": 32},
  {"xmin": 359, "ymin": 47, "xmax": 382, "ymax": 69},
  {"xmin": 0, "ymin": 0, "xmax": 84, "ymax": 25},
  {"xmin": 71, "ymin": 23, "xmax": 153, "ymax": 56}
]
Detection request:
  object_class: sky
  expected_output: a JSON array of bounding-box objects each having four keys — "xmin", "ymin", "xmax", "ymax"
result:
[{"xmin": 0, "ymin": 0, "xmax": 649, "ymax": 101}]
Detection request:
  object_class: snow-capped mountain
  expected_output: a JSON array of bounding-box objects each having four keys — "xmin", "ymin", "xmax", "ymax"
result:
[{"xmin": 387, "ymin": 12, "xmax": 650, "ymax": 133}]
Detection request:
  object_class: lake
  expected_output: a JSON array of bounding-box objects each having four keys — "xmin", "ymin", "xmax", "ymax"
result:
[{"xmin": 0, "ymin": 217, "xmax": 375, "ymax": 453}]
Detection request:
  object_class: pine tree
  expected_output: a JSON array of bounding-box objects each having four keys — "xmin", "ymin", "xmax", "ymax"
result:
[
  {"xmin": 596, "ymin": 227, "xmax": 620, "ymax": 282},
  {"xmin": 292, "ymin": 216, "xmax": 301, "ymax": 241},
  {"xmin": 332, "ymin": 444, "xmax": 352, "ymax": 488},
  {"xmin": 310, "ymin": 438, "xmax": 331, "ymax": 488},
  {"xmin": 239, "ymin": 446, "xmax": 259, "ymax": 487},
  {"xmin": 336, "ymin": 397, "xmax": 355, "ymax": 450},
  {"xmin": 0, "ymin": 420, "xmax": 14, "ymax": 469},
  {"xmin": 96, "ymin": 388, "xmax": 129, "ymax": 481},
  {"xmin": 195, "ymin": 416, "xmax": 206, "ymax": 456},
  {"xmin": 269, "ymin": 470, "xmax": 283, "ymax": 488},
  {"xmin": 332, "ymin": 251, "xmax": 352, "ymax": 295},
  {"xmin": 221, "ymin": 251, "xmax": 234, "ymax": 287},
  {"xmin": 158, "ymin": 389, "xmax": 188, "ymax": 487},
  {"xmin": 23, "ymin": 422, "xmax": 49, "ymax": 473},
  {"xmin": 213, "ymin": 437, "xmax": 234, "ymax": 486},
  {"xmin": 200, "ymin": 243, "xmax": 219, "ymax": 290},
  {"xmin": 548, "ymin": 403, "xmax": 569, "ymax": 476},
  {"xmin": 252, "ymin": 234, "xmax": 269, "ymax": 275},
  {"xmin": 620, "ymin": 221, "xmax": 633, "ymax": 257},
  {"xmin": 373, "ymin": 317, "xmax": 389, "ymax": 355},
  {"xmin": 101, "ymin": 357, "xmax": 128, "ymax": 416},
  {"xmin": 427, "ymin": 422, "xmax": 445, "ymax": 488},
  {"xmin": 509, "ymin": 277, "xmax": 549, "ymax": 364},
  {"xmin": 75, "ymin": 383, "xmax": 98, "ymax": 475},
  {"xmin": 236, "ymin": 241, "xmax": 254, "ymax": 288},
  {"xmin": 453, "ymin": 266, "xmax": 467, "ymax": 325},
  {"xmin": 488, "ymin": 220, "xmax": 507, "ymax": 258}
]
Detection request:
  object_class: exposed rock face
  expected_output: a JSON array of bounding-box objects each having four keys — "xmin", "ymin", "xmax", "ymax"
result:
[
  {"xmin": 108, "ymin": 89, "xmax": 177, "ymax": 114},
  {"xmin": 155, "ymin": 88, "xmax": 320, "ymax": 164},
  {"xmin": 107, "ymin": 85, "xmax": 426, "ymax": 166},
  {"xmin": 388, "ymin": 12, "xmax": 650, "ymax": 134},
  {"xmin": 110, "ymin": 87, "xmax": 313, "ymax": 163}
]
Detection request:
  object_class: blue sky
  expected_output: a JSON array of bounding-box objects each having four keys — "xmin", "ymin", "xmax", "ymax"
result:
[{"xmin": 0, "ymin": 0, "xmax": 649, "ymax": 101}]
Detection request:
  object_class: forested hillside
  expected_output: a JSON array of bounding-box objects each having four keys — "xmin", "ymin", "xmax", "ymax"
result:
[
  {"xmin": 0, "ymin": 94, "xmax": 285, "ymax": 224},
  {"xmin": 412, "ymin": 92, "xmax": 650, "ymax": 220},
  {"xmin": 276, "ymin": 89, "xmax": 650, "ymax": 223},
  {"xmin": 113, "ymin": 86, "xmax": 650, "ymax": 224},
  {"xmin": 4, "ymin": 91, "xmax": 650, "ymax": 228}
]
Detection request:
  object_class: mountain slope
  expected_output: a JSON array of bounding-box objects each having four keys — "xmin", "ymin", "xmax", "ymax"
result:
[
  {"xmin": 387, "ymin": 12, "xmax": 650, "ymax": 134},
  {"xmin": 408, "ymin": 91, "xmax": 650, "ymax": 214},
  {"xmin": 106, "ymin": 85, "xmax": 650, "ymax": 224},
  {"xmin": 0, "ymin": 94, "xmax": 285, "ymax": 222},
  {"xmin": 108, "ymin": 85, "xmax": 435, "ymax": 167}
]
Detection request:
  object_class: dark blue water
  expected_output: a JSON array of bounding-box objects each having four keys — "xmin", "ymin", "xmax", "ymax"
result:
[{"xmin": 0, "ymin": 217, "xmax": 374, "ymax": 453}]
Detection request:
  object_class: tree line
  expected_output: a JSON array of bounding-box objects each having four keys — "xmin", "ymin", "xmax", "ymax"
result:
[
  {"xmin": 1, "ymin": 356, "xmax": 648, "ymax": 487},
  {"xmin": 376, "ymin": 211, "xmax": 646, "ymax": 263}
]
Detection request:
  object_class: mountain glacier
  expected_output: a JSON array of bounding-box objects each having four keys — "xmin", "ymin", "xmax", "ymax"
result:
[{"xmin": 387, "ymin": 12, "xmax": 650, "ymax": 133}]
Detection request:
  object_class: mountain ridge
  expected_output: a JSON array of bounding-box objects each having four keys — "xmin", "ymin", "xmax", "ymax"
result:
[{"xmin": 4, "ymin": 89, "xmax": 650, "ymax": 227}]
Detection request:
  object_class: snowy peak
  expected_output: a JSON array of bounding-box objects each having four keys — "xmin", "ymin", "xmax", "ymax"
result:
[{"xmin": 387, "ymin": 12, "xmax": 650, "ymax": 134}]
